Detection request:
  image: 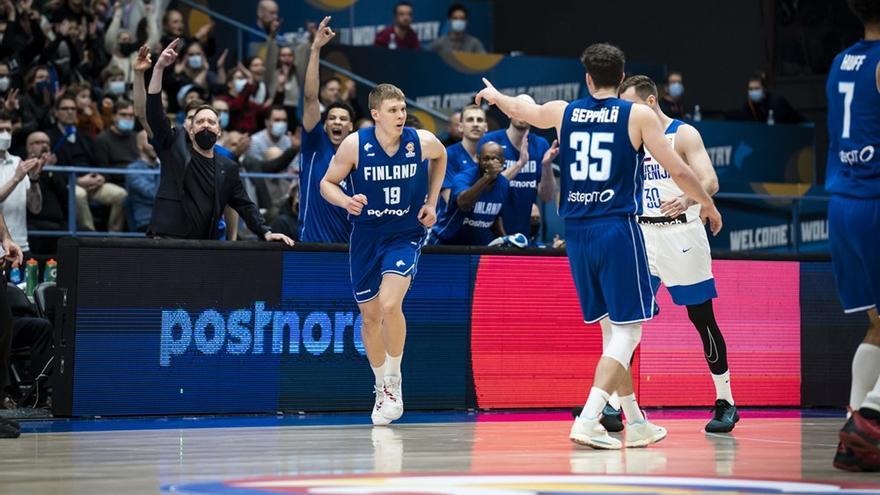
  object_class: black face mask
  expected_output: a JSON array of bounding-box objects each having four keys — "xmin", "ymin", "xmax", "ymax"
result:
[
  {"xmin": 193, "ymin": 128, "xmax": 217, "ymax": 150},
  {"xmin": 119, "ymin": 42, "xmax": 139, "ymax": 57}
]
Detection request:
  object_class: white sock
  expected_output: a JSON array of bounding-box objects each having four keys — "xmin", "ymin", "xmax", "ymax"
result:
[
  {"xmin": 861, "ymin": 376, "xmax": 880, "ymax": 414},
  {"xmin": 581, "ymin": 387, "xmax": 610, "ymax": 420},
  {"xmin": 620, "ymin": 393, "xmax": 645, "ymax": 423},
  {"xmin": 608, "ymin": 392, "xmax": 621, "ymax": 410},
  {"xmin": 385, "ymin": 352, "xmax": 402, "ymax": 378},
  {"xmin": 712, "ymin": 371, "xmax": 734, "ymax": 405},
  {"xmin": 371, "ymin": 363, "xmax": 385, "ymax": 389},
  {"xmin": 851, "ymin": 344, "xmax": 880, "ymax": 411}
]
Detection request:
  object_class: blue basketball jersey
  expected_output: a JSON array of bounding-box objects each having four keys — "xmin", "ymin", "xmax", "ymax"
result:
[
  {"xmin": 433, "ymin": 165, "xmax": 509, "ymax": 245},
  {"xmin": 478, "ymin": 129, "xmax": 549, "ymax": 236},
  {"xmin": 442, "ymin": 141, "xmax": 478, "ymax": 189},
  {"xmin": 558, "ymin": 96, "xmax": 644, "ymax": 220},
  {"xmin": 826, "ymin": 39, "xmax": 880, "ymax": 198},
  {"xmin": 298, "ymin": 125, "xmax": 352, "ymax": 243},
  {"xmin": 349, "ymin": 126, "xmax": 427, "ymax": 232}
]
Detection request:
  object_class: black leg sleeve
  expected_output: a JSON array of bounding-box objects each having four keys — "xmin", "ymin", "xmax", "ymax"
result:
[{"xmin": 686, "ymin": 299, "xmax": 729, "ymax": 375}]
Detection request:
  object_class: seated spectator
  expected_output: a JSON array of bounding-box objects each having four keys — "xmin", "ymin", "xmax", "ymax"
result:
[
  {"xmin": 375, "ymin": 1, "xmax": 420, "ymax": 50},
  {"xmin": 247, "ymin": 105, "xmax": 297, "ymax": 161},
  {"xmin": 218, "ymin": 65, "xmax": 262, "ymax": 135},
  {"xmin": 9, "ymin": 285, "xmax": 54, "ymax": 410},
  {"xmin": 125, "ymin": 130, "xmax": 159, "ymax": 232},
  {"xmin": 275, "ymin": 45, "xmax": 300, "ymax": 126},
  {"xmin": 0, "ymin": 0, "xmax": 47, "ymax": 75},
  {"xmin": 212, "ymin": 98, "xmax": 231, "ymax": 133},
  {"xmin": 0, "ymin": 113, "xmax": 43, "ymax": 260},
  {"xmin": 72, "ymin": 83, "xmax": 105, "ymax": 139},
  {"xmin": 431, "ymin": 141, "xmax": 512, "ymax": 246},
  {"xmin": 731, "ymin": 72, "xmax": 807, "ymax": 124},
  {"xmin": 659, "ymin": 71, "xmax": 686, "ymax": 119},
  {"xmin": 100, "ymin": 65, "xmax": 128, "ymax": 109},
  {"xmin": 94, "ymin": 99, "xmax": 139, "ymax": 185},
  {"xmin": 244, "ymin": 0, "xmax": 281, "ymax": 53},
  {"xmin": 18, "ymin": 66, "xmax": 54, "ymax": 137},
  {"xmin": 159, "ymin": 8, "xmax": 185, "ymax": 50},
  {"xmin": 166, "ymin": 40, "xmax": 218, "ymax": 114},
  {"xmin": 429, "ymin": 4, "xmax": 486, "ymax": 54},
  {"xmin": 25, "ymin": 132, "xmax": 67, "ymax": 253}
]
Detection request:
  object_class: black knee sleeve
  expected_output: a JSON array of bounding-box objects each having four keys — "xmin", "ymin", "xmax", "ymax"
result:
[{"xmin": 686, "ymin": 300, "xmax": 729, "ymax": 375}]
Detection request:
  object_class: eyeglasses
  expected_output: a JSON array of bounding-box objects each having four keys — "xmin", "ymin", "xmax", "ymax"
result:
[{"xmin": 58, "ymin": 107, "xmax": 77, "ymax": 112}]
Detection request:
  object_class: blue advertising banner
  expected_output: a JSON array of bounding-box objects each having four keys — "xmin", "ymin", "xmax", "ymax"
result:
[{"xmin": 214, "ymin": 0, "xmax": 493, "ymax": 51}]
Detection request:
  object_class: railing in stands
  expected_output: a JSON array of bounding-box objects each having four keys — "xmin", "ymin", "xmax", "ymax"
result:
[
  {"xmin": 30, "ymin": 165, "xmax": 296, "ymax": 238},
  {"xmin": 176, "ymin": 0, "xmax": 450, "ymax": 123}
]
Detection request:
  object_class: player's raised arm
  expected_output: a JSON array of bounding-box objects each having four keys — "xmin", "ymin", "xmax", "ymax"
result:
[
  {"xmin": 475, "ymin": 78, "xmax": 567, "ymax": 133},
  {"xmin": 632, "ymin": 104, "xmax": 722, "ymax": 235},
  {"xmin": 417, "ymin": 129, "xmax": 448, "ymax": 228},
  {"xmin": 303, "ymin": 16, "xmax": 334, "ymax": 133},
  {"xmin": 320, "ymin": 132, "xmax": 366, "ymax": 215}
]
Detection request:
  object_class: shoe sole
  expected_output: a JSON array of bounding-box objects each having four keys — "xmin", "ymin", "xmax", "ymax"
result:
[
  {"xmin": 371, "ymin": 413, "xmax": 392, "ymax": 426},
  {"xmin": 569, "ymin": 434, "xmax": 622, "ymax": 450},
  {"xmin": 381, "ymin": 406, "xmax": 403, "ymax": 421},
  {"xmin": 626, "ymin": 430, "xmax": 668, "ymax": 448}
]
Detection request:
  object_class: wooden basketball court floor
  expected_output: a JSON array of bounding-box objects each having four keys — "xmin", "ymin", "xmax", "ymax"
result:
[{"xmin": 1, "ymin": 409, "xmax": 878, "ymax": 494}]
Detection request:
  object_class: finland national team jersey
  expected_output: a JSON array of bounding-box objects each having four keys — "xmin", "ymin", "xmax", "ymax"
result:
[
  {"xmin": 442, "ymin": 141, "xmax": 478, "ymax": 189},
  {"xmin": 432, "ymin": 166, "xmax": 508, "ymax": 246},
  {"xmin": 826, "ymin": 39, "xmax": 880, "ymax": 198},
  {"xmin": 349, "ymin": 126, "xmax": 428, "ymax": 232},
  {"xmin": 559, "ymin": 96, "xmax": 644, "ymax": 220},
  {"xmin": 478, "ymin": 129, "xmax": 549, "ymax": 236},
  {"xmin": 298, "ymin": 125, "xmax": 352, "ymax": 243},
  {"xmin": 641, "ymin": 119, "xmax": 701, "ymax": 222}
]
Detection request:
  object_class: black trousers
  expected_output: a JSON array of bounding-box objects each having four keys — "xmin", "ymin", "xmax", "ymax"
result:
[
  {"xmin": 11, "ymin": 316, "xmax": 53, "ymax": 387},
  {"xmin": 0, "ymin": 274, "xmax": 12, "ymax": 392}
]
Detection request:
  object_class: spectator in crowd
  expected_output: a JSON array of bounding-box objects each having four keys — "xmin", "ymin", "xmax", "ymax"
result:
[
  {"xmin": 212, "ymin": 97, "xmax": 231, "ymax": 133},
  {"xmin": 94, "ymin": 99, "xmax": 139, "ymax": 184},
  {"xmin": 244, "ymin": 0, "xmax": 280, "ymax": 52},
  {"xmin": 72, "ymin": 83, "xmax": 105, "ymax": 139},
  {"xmin": 432, "ymin": 141, "xmax": 515, "ymax": 246},
  {"xmin": 318, "ymin": 76, "xmax": 363, "ymax": 121},
  {"xmin": 429, "ymin": 4, "xmax": 485, "ymax": 54},
  {"xmin": 218, "ymin": 64, "xmax": 262, "ymax": 135},
  {"xmin": 19, "ymin": 66, "xmax": 54, "ymax": 138},
  {"xmin": 145, "ymin": 38, "xmax": 293, "ymax": 244},
  {"xmin": 355, "ymin": 118, "xmax": 373, "ymax": 129},
  {"xmin": 375, "ymin": 1, "xmax": 420, "ymax": 50},
  {"xmin": 659, "ymin": 71, "xmax": 686, "ymax": 119},
  {"xmin": 269, "ymin": 187, "xmax": 299, "ymax": 241},
  {"xmin": 732, "ymin": 72, "xmax": 807, "ymax": 124},
  {"xmin": 101, "ymin": 65, "xmax": 128, "ymax": 105},
  {"xmin": 103, "ymin": 0, "xmax": 161, "ymax": 70},
  {"xmin": 0, "ymin": 62, "xmax": 11, "ymax": 102},
  {"xmin": 0, "ymin": 113, "xmax": 42, "ymax": 260},
  {"xmin": 49, "ymin": 95, "xmax": 127, "ymax": 231},
  {"xmin": 443, "ymin": 111, "xmax": 462, "ymax": 146},
  {"xmin": 159, "ymin": 8, "xmax": 185, "ymax": 49},
  {"xmin": 275, "ymin": 45, "xmax": 300, "ymax": 126},
  {"xmin": 247, "ymin": 105, "xmax": 297, "ymax": 161},
  {"xmin": 25, "ymin": 132, "xmax": 67, "ymax": 254},
  {"xmin": 166, "ymin": 40, "xmax": 217, "ymax": 114},
  {"xmin": 0, "ymin": 0, "xmax": 47, "ymax": 74},
  {"xmin": 125, "ymin": 129, "xmax": 158, "ymax": 232}
]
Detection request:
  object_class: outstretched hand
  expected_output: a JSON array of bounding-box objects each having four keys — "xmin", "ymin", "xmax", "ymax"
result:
[
  {"xmin": 134, "ymin": 45, "xmax": 152, "ymax": 72},
  {"xmin": 155, "ymin": 38, "xmax": 180, "ymax": 70},
  {"xmin": 474, "ymin": 77, "xmax": 501, "ymax": 106},
  {"xmin": 312, "ymin": 16, "xmax": 335, "ymax": 49}
]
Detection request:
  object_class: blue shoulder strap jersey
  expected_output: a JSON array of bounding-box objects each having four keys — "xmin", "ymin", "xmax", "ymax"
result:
[
  {"xmin": 443, "ymin": 142, "xmax": 478, "ymax": 189},
  {"xmin": 433, "ymin": 166, "xmax": 509, "ymax": 245},
  {"xmin": 349, "ymin": 126, "xmax": 427, "ymax": 232},
  {"xmin": 558, "ymin": 95, "xmax": 644, "ymax": 220},
  {"xmin": 298, "ymin": 124, "xmax": 352, "ymax": 243},
  {"xmin": 826, "ymin": 39, "xmax": 880, "ymax": 198}
]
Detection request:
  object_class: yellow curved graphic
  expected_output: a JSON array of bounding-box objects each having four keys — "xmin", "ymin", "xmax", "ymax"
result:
[
  {"xmin": 305, "ymin": 0, "xmax": 358, "ymax": 11},
  {"xmin": 408, "ymin": 110, "xmax": 439, "ymax": 135},
  {"xmin": 440, "ymin": 51, "xmax": 505, "ymax": 74}
]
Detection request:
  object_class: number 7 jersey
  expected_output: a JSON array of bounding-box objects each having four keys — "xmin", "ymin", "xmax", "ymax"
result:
[
  {"xmin": 558, "ymin": 95, "xmax": 645, "ymax": 220},
  {"xmin": 826, "ymin": 39, "xmax": 880, "ymax": 198}
]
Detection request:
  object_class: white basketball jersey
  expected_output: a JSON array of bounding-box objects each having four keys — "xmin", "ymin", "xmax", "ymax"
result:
[{"xmin": 641, "ymin": 119, "xmax": 702, "ymax": 222}]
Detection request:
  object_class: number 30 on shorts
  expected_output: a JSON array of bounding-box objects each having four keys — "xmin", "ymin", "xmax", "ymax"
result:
[{"xmin": 569, "ymin": 131, "xmax": 614, "ymax": 181}]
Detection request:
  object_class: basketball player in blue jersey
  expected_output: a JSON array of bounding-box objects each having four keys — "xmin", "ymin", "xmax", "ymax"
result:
[
  {"xmin": 478, "ymin": 95, "xmax": 559, "ymax": 238},
  {"xmin": 440, "ymin": 105, "xmax": 488, "ymax": 205},
  {"xmin": 477, "ymin": 43, "xmax": 722, "ymax": 449},
  {"xmin": 299, "ymin": 17, "xmax": 355, "ymax": 243},
  {"xmin": 432, "ymin": 141, "xmax": 525, "ymax": 245},
  {"xmin": 827, "ymin": 0, "xmax": 880, "ymax": 473},
  {"xmin": 616, "ymin": 75, "xmax": 738, "ymax": 433},
  {"xmin": 320, "ymin": 84, "xmax": 447, "ymax": 425}
]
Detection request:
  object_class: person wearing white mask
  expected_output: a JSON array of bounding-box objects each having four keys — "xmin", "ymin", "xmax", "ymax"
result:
[
  {"xmin": 246, "ymin": 105, "xmax": 297, "ymax": 163},
  {"xmin": 0, "ymin": 63, "xmax": 11, "ymax": 98},
  {"xmin": 428, "ymin": 4, "xmax": 485, "ymax": 54},
  {"xmin": 0, "ymin": 112, "xmax": 44, "ymax": 259},
  {"xmin": 659, "ymin": 71, "xmax": 686, "ymax": 119}
]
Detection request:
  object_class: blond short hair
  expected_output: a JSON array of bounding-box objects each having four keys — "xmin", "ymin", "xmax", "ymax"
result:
[{"xmin": 368, "ymin": 83, "xmax": 406, "ymax": 110}]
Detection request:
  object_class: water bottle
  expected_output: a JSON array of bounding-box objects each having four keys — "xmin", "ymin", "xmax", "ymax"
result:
[
  {"xmin": 767, "ymin": 109, "xmax": 775, "ymax": 126},
  {"xmin": 389, "ymin": 32, "xmax": 397, "ymax": 50},
  {"xmin": 693, "ymin": 104, "xmax": 702, "ymax": 122},
  {"xmin": 25, "ymin": 258, "xmax": 38, "ymax": 297},
  {"xmin": 8, "ymin": 266, "xmax": 21, "ymax": 284},
  {"xmin": 43, "ymin": 259, "xmax": 57, "ymax": 283}
]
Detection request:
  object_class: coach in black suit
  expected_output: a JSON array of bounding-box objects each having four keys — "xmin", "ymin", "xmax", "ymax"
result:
[{"xmin": 145, "ymin": 38, "xmax": 293, "ymax": 245}]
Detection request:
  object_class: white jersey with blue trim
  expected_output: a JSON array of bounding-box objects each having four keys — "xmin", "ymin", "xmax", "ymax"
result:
[{"xmin": 641, "ymin": 119, "xmax": 701, "ymax": 223}]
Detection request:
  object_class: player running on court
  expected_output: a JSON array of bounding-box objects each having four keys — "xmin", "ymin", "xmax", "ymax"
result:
[
  {"xmin": 476, "ymin": 43, "xmax": 722, "ymax": 449},
  {"xmin": 320, "ymin": 84, "xmax": 447, "ymax": 425}
]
